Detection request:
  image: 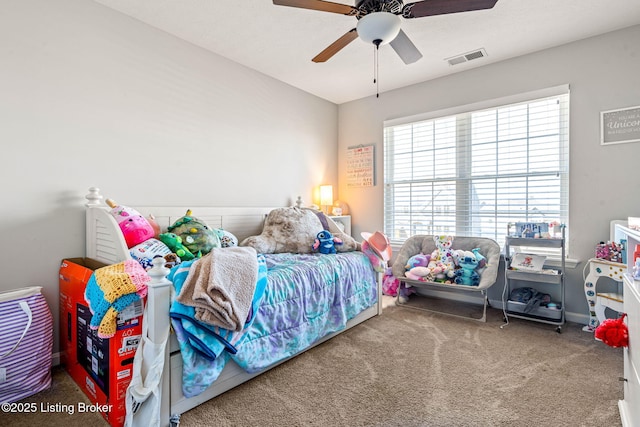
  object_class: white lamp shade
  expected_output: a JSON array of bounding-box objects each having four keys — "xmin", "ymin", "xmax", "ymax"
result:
[
  {"xmin": 356, "ymin": 12, "xmax": 401, "ymax": 46},
  {"xmin": 320, "ymin": 185, "xmax": 333, "ymax": 207}
]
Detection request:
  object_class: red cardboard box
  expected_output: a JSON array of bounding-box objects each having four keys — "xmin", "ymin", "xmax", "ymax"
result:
[{"xmin": 59, "ymin": 258, "xmax": 143, "ymax": 427}]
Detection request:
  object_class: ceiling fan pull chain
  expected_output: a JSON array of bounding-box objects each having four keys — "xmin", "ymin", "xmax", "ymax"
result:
[{"xmin": 374, "ymin": 41, "xmax": 380, "ymax": 98}]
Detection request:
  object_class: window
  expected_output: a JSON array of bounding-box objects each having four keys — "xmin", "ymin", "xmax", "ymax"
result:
[{"xmin": 383, "ymin": 87, "xmax": 569, "ymax": 250}]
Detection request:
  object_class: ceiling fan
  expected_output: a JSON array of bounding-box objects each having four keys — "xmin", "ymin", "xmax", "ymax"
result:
[{"xmin": 273, "ymin": 0, "xmax": 499, "ymax": 64}]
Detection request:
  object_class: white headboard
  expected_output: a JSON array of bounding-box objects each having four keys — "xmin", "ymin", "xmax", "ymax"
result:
[{"xmin": 85, "ymin": 187, "xmax": 275, "ymax": 265}]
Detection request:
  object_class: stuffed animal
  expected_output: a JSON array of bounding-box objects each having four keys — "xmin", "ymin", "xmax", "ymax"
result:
[
  {"xmin": 595, "ymin": 313, "xmax": 629, "ymax": 348},
  {"xmin": 129, "ymin": 238, "xmax": 172, "ymax": 270},
  {"xmin": 167, "ymin": 210, "xmax": 221, "ymax": 256},
  {"xmin": 382, "ymin": 267, "xmax": 400, "ymax": 296},
  {"xmin": 454, "ymin": 250, "xmax": 481, "ymax": 286},
  {"xmin": 161, "ymin": 253, "xmax": 180, "ymax": 269},
  {"xmin": 312, "ymin": 230, "xmax": 343, "ymax": 254},
  {"xmin": 106, "ymin": 199, "xmax": 155, "ymax": 248},
  {"xmin": 405, "ymin": 253, "xmax": 430, "ymax": 270},
  {"xmin": 471, "ymin": 248, "xmax": 487, "ymax": 269},
  {"xmin": 405, "ymin": 266, "xmax": 433, "ymax": 281},
  {"xmin": 397, "ymin": 282, "xmax": 416, "ymax": 304},
  {"xmin": 158, "ymin": 232, "xmax": 197, "ymax": 261},
  {"xmin": 432, "ymin": 235, "xmax": 455, "ymax": 268}
]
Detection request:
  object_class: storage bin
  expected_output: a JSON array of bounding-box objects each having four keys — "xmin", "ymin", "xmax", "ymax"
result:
[{"xmin": 0, "ymin": 286, "xmax": 53, "ymax": 403}]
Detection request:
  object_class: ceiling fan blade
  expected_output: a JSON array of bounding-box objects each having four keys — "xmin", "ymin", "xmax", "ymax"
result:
[
  {"xmin": 273, "ymin": 0, "xmax": 357, "ymax": 16},
  {"xmin": 402, "ymin": 0, "xmax": 498, "ymax": 19},
  {"xmin": 390, "ymin": 30, "xmax": 423, "ymax": 64},
  {"xmin": 312, "ymin": 28, "xmax": 358, "ymax": 63}
]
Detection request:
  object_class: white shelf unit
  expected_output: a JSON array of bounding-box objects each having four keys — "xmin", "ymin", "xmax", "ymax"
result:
[
  {"xmin": 614, "ymin": 225, "xmax": 640, "ymax": 427},
  {"xmin": 329, "ymin": 215, "xmax": 351, "ymax": 236},
  {"xmin": 503, "ymin": 224, "xmax": 566, "ymax": 332}
]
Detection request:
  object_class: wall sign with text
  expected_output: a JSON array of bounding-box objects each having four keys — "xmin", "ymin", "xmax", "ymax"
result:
[
  {"xmin": 346, "ymin": 145, "xmax": 375, "ymax": 188},
  {"xmin": 601, "ymin": 105, "xmax": 640, "ymax": 145}
]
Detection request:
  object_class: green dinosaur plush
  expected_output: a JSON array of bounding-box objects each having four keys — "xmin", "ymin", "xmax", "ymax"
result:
[
  {"xmin": 158, "ymin": 232, "xmax": 196, "ymax": 261},
  {"xmin": 167, "ymin": 210, "xmax": 221, "ymax": 256}
]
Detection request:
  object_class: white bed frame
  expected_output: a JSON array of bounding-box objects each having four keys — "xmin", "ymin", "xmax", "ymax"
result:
[{"xmin": 84, "ymin": 188, "xmax": 382, "ymax": 426}]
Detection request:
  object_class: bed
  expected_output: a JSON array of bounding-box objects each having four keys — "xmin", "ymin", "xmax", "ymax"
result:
[{"xmin": 83, "ymin": 187, "xmax": 382, "ymax": 427}]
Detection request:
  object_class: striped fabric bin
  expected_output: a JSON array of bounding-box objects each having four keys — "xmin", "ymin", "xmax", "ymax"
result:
[{"xmin": 0, "ymin": 287, "xmax": 53, "ymax": 403}]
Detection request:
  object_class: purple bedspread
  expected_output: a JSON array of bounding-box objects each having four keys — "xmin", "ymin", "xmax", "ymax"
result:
[
  {"xmin": 232, "ymin": 251, "xmax": 378, "ymax": 372},
  {"xmin": 173, "ymin": 250, "xmax": 378, "ymax": 397}
]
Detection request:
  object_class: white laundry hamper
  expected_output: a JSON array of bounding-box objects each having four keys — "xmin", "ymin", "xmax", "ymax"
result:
[{"xmin": 0, "ymin": 286, "xmax": 53, "ymax": 403}]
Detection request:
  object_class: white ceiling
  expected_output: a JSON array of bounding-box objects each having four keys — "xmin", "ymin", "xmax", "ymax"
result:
[{"xmin": 94, "ymin": 0, "xmax": 640, "ymax": 104}]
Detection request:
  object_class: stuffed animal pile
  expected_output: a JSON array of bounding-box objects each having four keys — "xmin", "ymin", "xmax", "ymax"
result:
[
  {"xmin": 106, "ymin": 199, "xmax": 237, "ymax": 271},
  {"xmin": 403, "ymin": 235, "xmax": 487, "ymax": 286}
]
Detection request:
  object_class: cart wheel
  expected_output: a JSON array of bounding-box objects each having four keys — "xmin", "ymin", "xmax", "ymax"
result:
[{"xmin": 556, "ymin": 326, "xmax": 562, "ymax": 334}]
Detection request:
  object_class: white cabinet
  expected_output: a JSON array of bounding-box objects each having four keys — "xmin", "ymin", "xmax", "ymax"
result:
[
  {"xmin": 615, "ymin": 225, "xmax": 640, "ymax": 427},
  {"xmin": 503, "ymin": 224, "xmax": 565, "ymax": 332}
]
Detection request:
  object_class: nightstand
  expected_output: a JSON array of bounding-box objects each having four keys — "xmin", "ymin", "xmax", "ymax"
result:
[{"xmin": 329, "ymin": 215, "xmax": 351, "ymax": 236}]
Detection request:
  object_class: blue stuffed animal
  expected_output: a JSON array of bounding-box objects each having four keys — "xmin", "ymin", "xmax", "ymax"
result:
[
  {"xmin": 454, "ymin": 250, "xmax": 481, "ymax": 286},
  {"xmin": 312, "ymin": 230, "xmax": 343, "ymax": 254}
]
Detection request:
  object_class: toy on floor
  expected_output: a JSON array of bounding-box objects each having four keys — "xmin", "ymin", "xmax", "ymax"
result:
[
  {"xmin": 312, "ymin": 230, "xmax": 343, "ymax": 254},
  {"xmin": 106, "ymin": 199, "xmax": 155, "ymax": 248},
  {"xmin": 382, "ymin": 267, "xmax": 400, "ymax": 296},
  {"xmin": 168, "ymin": 210, "xmax": 221, "ymax": 256},
  {"xmin": 397, "ymin": 281, "xmax": 416, "ymax": 304},
  {"xmin": 595, "ymin": 313, "xmax": 629, "ymax": 348}
]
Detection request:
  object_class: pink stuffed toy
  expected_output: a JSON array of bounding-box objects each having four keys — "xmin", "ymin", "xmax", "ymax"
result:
[
  {"xmin": 382, "ymin": 267, "xmax": 400, "ymax": 296},
  {"xmin": 106, "ymin": 199, "xmax": 155, "ymax": 249}
]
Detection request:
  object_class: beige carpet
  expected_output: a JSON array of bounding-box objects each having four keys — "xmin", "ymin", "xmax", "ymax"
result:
[{"xmin": 4, "ymin": 297, "xmax": 624, "ymax": 427}]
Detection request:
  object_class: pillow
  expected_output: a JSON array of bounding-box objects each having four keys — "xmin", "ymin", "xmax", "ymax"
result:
[
  {"xmin": 218, "ymin": 229, "xmax": 238, "ymax": 248},
  {"xmin": 129, "ymin": 238, "xmax": 172, "ymax": 269},
  {"xmin": 240, "ymin": 207, "xmax": 358, "ymax": 254}
]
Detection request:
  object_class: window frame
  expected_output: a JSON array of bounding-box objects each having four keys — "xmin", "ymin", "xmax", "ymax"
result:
[{"xmin": 383, "ymin": 85, "xmax": 570, "ymax": 256}]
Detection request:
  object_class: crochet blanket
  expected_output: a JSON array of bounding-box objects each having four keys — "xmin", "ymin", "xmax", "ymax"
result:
[
  {"xmin": 84, "ymin": 260, "xmax": 149, "ymax": 338},
  {"xmin": 176, "ymin": 246, "xmax": 259, "ymax": 331}
]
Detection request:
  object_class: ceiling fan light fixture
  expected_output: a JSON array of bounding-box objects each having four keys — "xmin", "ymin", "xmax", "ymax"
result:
[{"xmin": 356, "ymin": 12, "xmax": 401, "ymax": 46}]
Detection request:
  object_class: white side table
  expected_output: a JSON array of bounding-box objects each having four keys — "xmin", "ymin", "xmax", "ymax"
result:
[{"xmin": 328, "ymin": 215, "xmax": 351, "ymax": 236}]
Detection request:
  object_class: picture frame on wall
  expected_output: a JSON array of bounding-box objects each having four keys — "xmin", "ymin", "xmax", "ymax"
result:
[{"xmin": 601, "ymin": 105, "xmax": 640, "ymax": 146}]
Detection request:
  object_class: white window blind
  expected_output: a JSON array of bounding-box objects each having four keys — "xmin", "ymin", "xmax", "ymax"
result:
[{"xmin": 383, "ymin": 88, "xmax": 569, "ymax": 250}]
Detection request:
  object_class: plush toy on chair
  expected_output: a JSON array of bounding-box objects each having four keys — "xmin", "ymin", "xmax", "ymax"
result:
[{"xmin": 454, "ymin": 250, "xmax": 481, "ymax": 286}]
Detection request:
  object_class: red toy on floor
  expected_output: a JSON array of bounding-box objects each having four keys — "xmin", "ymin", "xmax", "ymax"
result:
[{"xmin": 595, "ymin": 313, "xmax": 629, "ymax": 348}]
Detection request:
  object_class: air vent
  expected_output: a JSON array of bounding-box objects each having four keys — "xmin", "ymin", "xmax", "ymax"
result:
[{"xmin": 446, "ymin": 48, "xmax": 487, "ymax": 66}]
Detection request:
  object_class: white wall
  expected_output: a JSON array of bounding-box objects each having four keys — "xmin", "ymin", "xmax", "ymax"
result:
[
  {"xmin": 338, "ymin": 25, "xmax": 640, "ymax": 321},
  {"xmin": 0, "ymin": 0, "xmax": 338, "ymax": 353}
]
